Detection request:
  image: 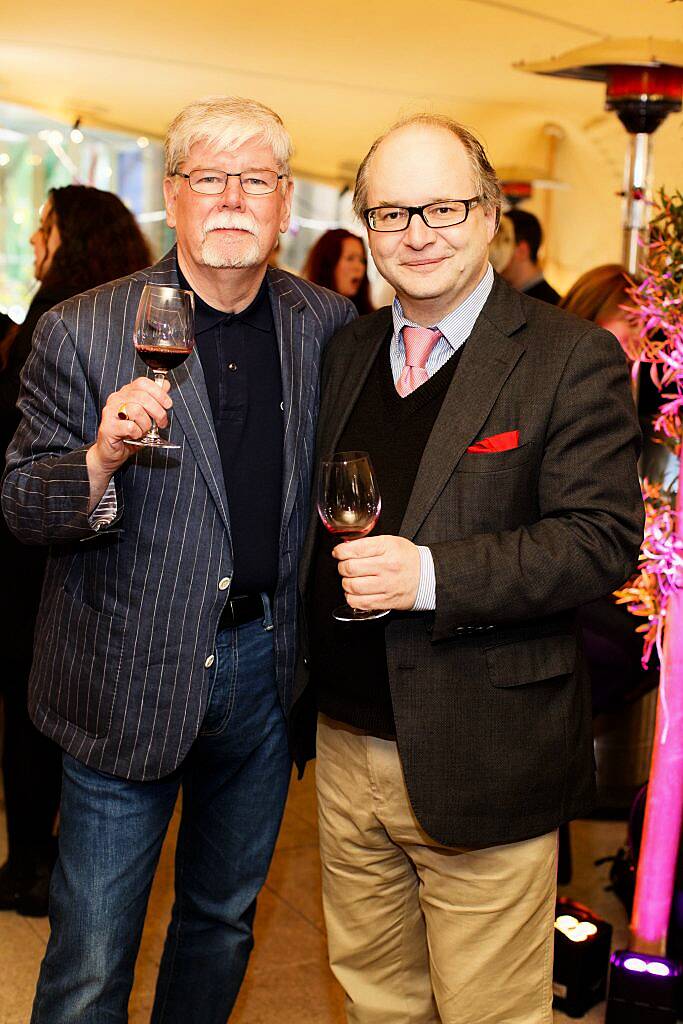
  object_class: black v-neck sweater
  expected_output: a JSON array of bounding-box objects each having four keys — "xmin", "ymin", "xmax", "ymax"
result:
[{"xmin": 309, "ymin": 334, "xmax": 463, "ymax": 736}]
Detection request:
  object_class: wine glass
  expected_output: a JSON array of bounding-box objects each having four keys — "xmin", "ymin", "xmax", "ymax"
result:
[
  {"xmin": 317, "ymin": 451, "xmax": 390, "ymax": 622},
  {"xmin": 126, "ymin": 284, "xmax": 195, "ymax": 449}
]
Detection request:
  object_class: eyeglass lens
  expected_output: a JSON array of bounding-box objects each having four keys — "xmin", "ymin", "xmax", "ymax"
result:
[
  {"xmin": 369, "ymin": 201, "xmax": 472, "ymax": 231},
  {"xmin": 188, "ymin": 169, "xmax": 279, "ymax": 195}
]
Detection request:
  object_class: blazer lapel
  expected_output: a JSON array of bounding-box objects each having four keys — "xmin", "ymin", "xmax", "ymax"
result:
[
  {"xmin": 400, "ymin": 278, "xmax": 526, "ymax": 539},
  {"xmin": 138, "ymin": 249, "xmax": 231, "ymax": 535},
  {"xmin": 318, "ymin": 308, "xmax": 392, "ymax": 459},
  {"xmin": 298, "ymin": 309, "xmax": 391, "ymax": 587}
]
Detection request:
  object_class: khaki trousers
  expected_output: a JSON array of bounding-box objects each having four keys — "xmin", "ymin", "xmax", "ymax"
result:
[{"xmin": 316, "ymin": 715, "xmax": 557, "ymax": 1024}]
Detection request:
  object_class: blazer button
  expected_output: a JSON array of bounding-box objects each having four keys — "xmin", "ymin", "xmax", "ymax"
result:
[
  {"xmin": 204, "ymin": 654, "xmax": 215, "ymax": 669},
  {"xmin": 303, "ymin": 657, "xmax": 309, "ymax": 667},
  {"xmin": 218, "ymin": 576, "xmax": 231, "ymax": 591}
]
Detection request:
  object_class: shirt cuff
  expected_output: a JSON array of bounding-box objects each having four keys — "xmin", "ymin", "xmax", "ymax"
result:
[
  {"xmin": 412, "ymin": 546, "xmax": 436, "ymax": 612},
  {"xmin": 88, "ymin": 478, "xmax": 118, "ymax": 531}
]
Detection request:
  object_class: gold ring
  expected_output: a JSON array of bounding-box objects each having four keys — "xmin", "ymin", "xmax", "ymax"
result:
[{"xmin": 117, "ymin": 403, "xmax": 129, "ymax": 421}]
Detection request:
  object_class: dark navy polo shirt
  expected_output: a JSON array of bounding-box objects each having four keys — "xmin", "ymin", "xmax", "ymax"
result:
[{"xmin": 178, "ymin": 262, "xmax": 283, "ymax": 596}]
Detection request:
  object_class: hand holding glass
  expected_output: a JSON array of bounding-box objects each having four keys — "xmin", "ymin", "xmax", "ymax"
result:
[
  {"xmin": 126, "ymin": 284, "xmax": 195, "ymax": 449},
  {"xmin": 317, "ymin": 451, "xmax": 390, "ymax": 622}
]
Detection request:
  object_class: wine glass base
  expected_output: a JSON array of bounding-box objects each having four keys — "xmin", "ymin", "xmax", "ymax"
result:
[
  {"xmin": 124, "ymin": 438, "xmax": 181, "ymax": 449},
  {"xmin": 332, "ymin": 605, "xmax": 391, "ymax": 622}
]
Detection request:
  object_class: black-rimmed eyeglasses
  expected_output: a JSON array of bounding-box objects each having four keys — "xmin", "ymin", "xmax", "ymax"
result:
[
  {"xmin": 173, "ymin": 168, "xmax": 287, "ymax": 196},
  {"xmin": 363, "ymin": 197, "xmax": 482, "ymax": 232}
]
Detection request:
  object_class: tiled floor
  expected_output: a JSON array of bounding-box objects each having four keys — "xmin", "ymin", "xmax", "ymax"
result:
[{"xmin": 0, "ymin": 765, "xmax": 637, "ymax": 1023}]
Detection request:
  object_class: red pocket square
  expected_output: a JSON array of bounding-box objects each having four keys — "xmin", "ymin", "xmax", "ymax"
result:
[{"xmin": 467, "ymin": 430, "xmax": 520, "ymax": 453}]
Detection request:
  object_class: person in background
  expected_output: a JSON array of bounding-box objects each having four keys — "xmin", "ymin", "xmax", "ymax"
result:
[
  {"xmin": 0, "ymin": 311, "xmax": 14, "ymax": 343},
  {"xmin": 487, "ymin": 211, "xmax": 515, "ymax": 274},
  {"xmin": 559, "ymin": 263, "xmax": 658, "ymax": 880},
  {"xmin": 304, "ymin": 227, "xmax": 374, "ymax": 313},
  {"xmin": 0, "ymin": 185, "xmax": 151, "ymax": 917},
  {"xmin": 500, "ymin": 207, "xmax": 560, "ymax": 304},
  {"xmin": 559, "ymin": 264, "xmax": 641, "ymax": 365}
]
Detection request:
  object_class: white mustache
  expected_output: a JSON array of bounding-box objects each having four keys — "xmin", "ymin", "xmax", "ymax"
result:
[{"xmin": 203, "ymin": 213, "xmax": 259, "ymax": 237}]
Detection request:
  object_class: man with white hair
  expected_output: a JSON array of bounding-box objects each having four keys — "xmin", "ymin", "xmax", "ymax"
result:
[{"xmin": 3, "ymin": 96, "xmax": 355, "ymax": 1023}]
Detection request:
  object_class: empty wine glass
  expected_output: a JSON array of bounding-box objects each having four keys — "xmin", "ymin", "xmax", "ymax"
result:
[{"xmin": 317, "ymin": 451, "xmax": 389, "ymax": 622}]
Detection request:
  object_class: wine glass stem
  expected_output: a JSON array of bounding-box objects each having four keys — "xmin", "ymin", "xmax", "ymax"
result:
[
  {"xmin": 148, "ymin": 371, "xmax": 168, "ymax": 442},
  {"xmin": 341, "ymin": 534, "xmax": 363, "ymax": 616}
]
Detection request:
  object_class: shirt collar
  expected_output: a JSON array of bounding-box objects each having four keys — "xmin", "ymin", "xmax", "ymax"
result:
[
  {"xmin": 391, "ymin": 262, "xmax": 494, "ymax": 351},
  {"xmin": 176, "ymin": 259, "xmax": 272, "ymax": 336}
]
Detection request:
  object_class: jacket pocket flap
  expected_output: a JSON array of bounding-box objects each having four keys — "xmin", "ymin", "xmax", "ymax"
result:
[{"xmin": 485, "ymin": 633, "xmax": 576, "ymax": 688}]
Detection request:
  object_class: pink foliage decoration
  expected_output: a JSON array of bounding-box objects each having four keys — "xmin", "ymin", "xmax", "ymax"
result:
[
  {"xmin": 615, "ymin": 480, "xmax": 683, "ymax": 676},
  {"xmin": 615, "ymin": 190, "xmax": 683, "ymax": 954},
  {"xmin": 615, "ymin": 190, "xmax": 683, "ymax": 668},
  {"xmin": 628, "ymin": 190, "xmax": 683, "ymax": 457}
]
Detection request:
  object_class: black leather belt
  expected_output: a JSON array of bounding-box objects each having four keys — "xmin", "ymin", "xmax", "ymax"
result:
[{"xmin": 218, "ymin": 593, "xmax": 266, "ymax": 630}]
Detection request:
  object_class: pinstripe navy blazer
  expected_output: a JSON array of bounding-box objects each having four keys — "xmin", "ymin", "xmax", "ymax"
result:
[{"xmin": 2, "ymin": 249, "xmax": 355, "ymax": 780}]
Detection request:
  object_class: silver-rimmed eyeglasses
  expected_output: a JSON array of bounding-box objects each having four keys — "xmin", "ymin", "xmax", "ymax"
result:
[
  {"xmin": 173, "ymin": 168, "xmax": 287, "ymax": 196},
  {"xmin": 363, "ymin": 197, "xmax": 482, "ymax": 232}
]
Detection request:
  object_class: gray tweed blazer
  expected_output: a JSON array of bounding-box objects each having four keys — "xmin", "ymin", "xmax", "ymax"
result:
[{"xmin": 293, "ymin": 274, "xmax": 644, "ymax": 847}]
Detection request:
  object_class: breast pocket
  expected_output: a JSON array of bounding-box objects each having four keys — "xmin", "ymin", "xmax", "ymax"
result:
[{"xmin": 428, "ymin": 441, "xmax": 537, "ymax": 535}]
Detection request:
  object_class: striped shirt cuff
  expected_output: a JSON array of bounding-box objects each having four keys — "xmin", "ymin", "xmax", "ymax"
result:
[
  {"xmin": 412, "ymin": 545, "xmax": 436, "ymax": 612},
  {"xmin": 88, "ymin": 478, "xmax": 118, "ymax": 531}
]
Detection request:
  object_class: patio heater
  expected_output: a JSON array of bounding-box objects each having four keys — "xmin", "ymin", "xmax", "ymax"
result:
[
  {"xmin": 496, "ymin": 164, "xmax": 568, "ymax": 208},
  {"xmin": 518, "ymin": 38, "xmax": 683, "ymax": 1022},
  {"xmin": 516, "ymin": 39, "xmax": 683, "ymax": 273}
]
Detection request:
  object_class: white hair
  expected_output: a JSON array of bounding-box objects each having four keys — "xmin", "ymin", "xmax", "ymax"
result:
[{"xmin": 164, "ymin": 96, "xmax": 293, "ymax": 178}]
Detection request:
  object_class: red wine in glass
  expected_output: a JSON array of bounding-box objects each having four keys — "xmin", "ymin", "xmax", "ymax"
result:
[
  {"xmin": 127, "ymin": 284, "xmax": 195, "ymax": 450},
  {"xmin": 135, "ymin": 345, "xmax": 193, "ymax": 373},
  {"xmin": 317, "ymin": 451, "xmax": 390, "ymax": 622}
]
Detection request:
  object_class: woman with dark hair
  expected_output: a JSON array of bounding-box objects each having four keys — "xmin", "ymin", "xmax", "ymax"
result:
[
  {"xmin": 1, "ymin": 185, "xmax": 152, "ymax": 391},
  {"xmin": 303, "ymin": 228, "xmax": 374, "ymax": 314},
  {"xmin": 0, "ymin": 185, "xmax": 151, "ymax": 916}
]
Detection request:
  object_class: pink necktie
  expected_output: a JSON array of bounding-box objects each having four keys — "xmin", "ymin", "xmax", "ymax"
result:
[{"xmin": 396, "ymin": 326, "xmax": 442, "ymax": 397}]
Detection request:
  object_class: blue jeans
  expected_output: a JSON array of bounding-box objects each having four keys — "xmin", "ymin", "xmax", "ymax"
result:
[{"xmin": 31, "ymin": 596, "xmax": 291, "ymax": 1024}]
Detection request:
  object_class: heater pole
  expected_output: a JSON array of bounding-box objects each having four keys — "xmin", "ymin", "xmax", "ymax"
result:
[{"xmin": 622, "ymin": 132, "xmax": 653, "ymax": 275}]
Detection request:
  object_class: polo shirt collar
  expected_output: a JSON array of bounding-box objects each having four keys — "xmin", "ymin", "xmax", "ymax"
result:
[{"xmin": 176, "ymin": 259, "xmax": 272, "ymax": 336}]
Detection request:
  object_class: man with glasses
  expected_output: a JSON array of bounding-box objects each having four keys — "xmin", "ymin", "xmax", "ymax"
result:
[
  {"xmin": 292, "ymin": 114, "xmax": 643, "ymax": 1023},
  {"xmin": 3, "ymin": 96, "xmax": 355, "ymax": 1023}
]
